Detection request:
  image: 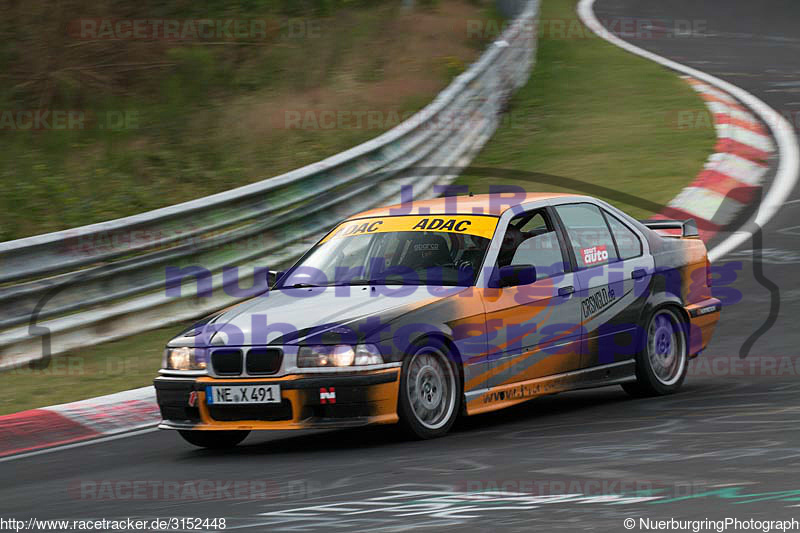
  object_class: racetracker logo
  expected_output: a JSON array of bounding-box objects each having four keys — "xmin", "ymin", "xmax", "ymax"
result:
[
  {"xmin": 465, "ymin": 17, "xmax": 708, "ymax": 40},
  {"xmin": 69, "ymin": 479, "xmax": 321, "ymax": 500},
  {"xmin": 68, "ymin": 18, "xmax": 321, "ymax": 41},
  {"xmin": 271, "ymin": 109, "xmax": 536, "ymax": 132},
  {"xmin": 689, "ymin": 355, "xmax": 800, "ymax": 377},
  {"xmin": 0, "ymin": 110, "xmax": 138, "ymax": 131}
]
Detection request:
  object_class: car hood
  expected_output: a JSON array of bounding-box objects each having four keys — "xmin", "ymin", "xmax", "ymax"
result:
[{"xmin": 170, "ymin": 286, "xmax": 464, "ymax": 347}]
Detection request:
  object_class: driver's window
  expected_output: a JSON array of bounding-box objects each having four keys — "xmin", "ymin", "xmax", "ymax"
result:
[
  {"xmin": 496, "ymin": 210, "xmax": 567, "ymax": 281},
  {"xmin": 518, "ymin": 213, "xmax": 548, "ymax": 233}
]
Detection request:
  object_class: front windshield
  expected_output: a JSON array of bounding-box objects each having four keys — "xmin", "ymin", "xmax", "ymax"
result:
[{"xmin": 280, "ymin": 215, "xmax": 498, "ymax": 287}]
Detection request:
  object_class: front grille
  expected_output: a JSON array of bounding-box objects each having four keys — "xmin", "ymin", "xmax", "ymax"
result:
[
  {"xmin": 208, "ymin": 400, "xmax": 293, "ymax": 422},
  {"xmin": 246, "ymin": 348, "xmax": 282, "ymax": 375},
  {"xmin": 211, "ymin": 349, "xmax": 243, "ymax": 375},
  {"xmin": 154, "ymin": 380, "xmax": 201, "ymax": 422}
]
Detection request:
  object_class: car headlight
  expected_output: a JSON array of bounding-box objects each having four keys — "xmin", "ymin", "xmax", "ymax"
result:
[
  {"xmin": 163, "ymin": 347, "xmax": 207, "ymax": 371},
  {"xmin": 297, "ymin": 344, "xmax": 384, "ymax": 367}
]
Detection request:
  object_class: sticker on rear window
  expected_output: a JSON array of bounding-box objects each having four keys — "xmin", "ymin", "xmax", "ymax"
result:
[{"xmin": 581, "ymin": 245, "xmax": 608, "ymax": 266}]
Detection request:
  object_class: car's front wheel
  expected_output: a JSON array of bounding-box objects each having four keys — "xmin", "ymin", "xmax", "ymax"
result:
[
  {"xmin": 178, "ymin": 430, "xmax": 250, "ymax": 449},
  {"xmin": 397, "ymin": 339, "xmax": 462, "ymax": 439},
  {"xmin": 623, "ymin": 306, "xmax": 688, "ymax": 397}
]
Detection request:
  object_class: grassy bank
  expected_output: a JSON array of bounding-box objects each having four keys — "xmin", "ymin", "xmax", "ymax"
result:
[
  {"xmin": 0, "ymin": 325, "xmax": 180, "ymax": 414},
  {"xmin": 0, "ymin": 0, "xmax": 498, "ymax": 241},
  {"xmin": 455, "ymin": 0, "xmax": 715, "ymax": 219}
]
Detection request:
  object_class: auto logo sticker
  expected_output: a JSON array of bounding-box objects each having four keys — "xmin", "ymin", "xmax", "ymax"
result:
[{"xmin": 581, "ymin": 245, "xmax": 608, "ymax": 266}]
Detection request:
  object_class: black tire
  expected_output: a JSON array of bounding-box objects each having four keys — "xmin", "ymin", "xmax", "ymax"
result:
[
  {"xmin": 178, "ymin": 430, "xmax": 250, "ymax": 449},
  {"xmin": 622, "ymin": 306, "xmax": 688, "ymax": 397},
  {"xmin": 397, "ymin": 338, "xmax": 462, "ymax": 439}
]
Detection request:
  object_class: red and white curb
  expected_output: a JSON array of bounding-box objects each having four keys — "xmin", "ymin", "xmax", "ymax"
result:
[
  {"xmin": 0, "ymin": 386, "xmax": 158, "ymax": 459},
  {"xmin": 656, "ymin": 77, "xmax": 773, "ymax": 242},
  {"xmin": 578, "ymin": 0, "xmax": 799, "ymax": 264}
]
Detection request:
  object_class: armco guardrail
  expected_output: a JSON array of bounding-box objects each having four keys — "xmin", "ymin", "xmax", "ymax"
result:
[{"xmin": 0, "ymin": 0, "xmax": 539, "ymax": 370}]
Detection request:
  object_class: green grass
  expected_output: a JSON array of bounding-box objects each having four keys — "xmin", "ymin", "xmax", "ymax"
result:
[
  {"xmin": 455, "ymin": 0, "xmax": 715, "ymax": 220},
  {"xmin": 0, "ymin": 0, "xmax": 714, "ymax": 415},
  {"xmin": 0, "ymin": 325, "xmax": 184, "ymax": 415},
  {"xmin": 0, "ymin": 0, "xmax": 498, "ymax": 241}
]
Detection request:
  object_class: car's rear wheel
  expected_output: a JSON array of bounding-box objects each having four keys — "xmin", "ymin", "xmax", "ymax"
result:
[
  {"xmin": 178, "ymin": 430, "xmax": 250, "ymax": 449},
  {"xmin": 398, "ymin": 339, "xmax": 461, "ymax": 439},
  {"xmin": 622, "ymin": 307, "xmax": 688, "ymax": 397}
]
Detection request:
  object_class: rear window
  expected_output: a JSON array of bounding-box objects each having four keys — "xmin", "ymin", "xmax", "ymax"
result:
[
  {"xmin": 555, "ymin": 203, "xmax": 619, "ymax": 269},
  {"xmin": 604, "ymin": 211, "xmax": 642, "ymax": 259}
]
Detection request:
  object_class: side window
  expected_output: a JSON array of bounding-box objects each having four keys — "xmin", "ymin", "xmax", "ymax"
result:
[
  {"xmin": 496, "ymin": 210, "xmax": 567, "ymax": 282},
  {"xmin": 517, "ymin": 213, "xmax": 548, "ymax": 233},
  {"xmin": 604, "ymin": 211, "xmax": 642, "ymax": 259},
  {"xmin": 555, "ymin": 203, "xmax": 618, "ymax": 269}
]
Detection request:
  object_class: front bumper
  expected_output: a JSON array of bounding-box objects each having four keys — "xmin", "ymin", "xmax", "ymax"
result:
[{"xmin": 154, "ymin": 368, "xmax": 400, "ymax": 431}]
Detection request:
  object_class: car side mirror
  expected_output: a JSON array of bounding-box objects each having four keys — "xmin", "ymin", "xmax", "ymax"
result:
[
  {"xmin": 267, "ymin": 270, "xmax": 284, "ymax": 288},
  {"xmin": 492, "ymin": 264, "xmax": 537, "ymax": 288}
]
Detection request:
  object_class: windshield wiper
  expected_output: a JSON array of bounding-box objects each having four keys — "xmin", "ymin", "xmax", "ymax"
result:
[
  {"xmin": 346, "ymin": 278, "xmax": 380, "ymax": 286},
  {"xmin": 343, "ymin": 278, "xmax": 438, "ymax": 286}
]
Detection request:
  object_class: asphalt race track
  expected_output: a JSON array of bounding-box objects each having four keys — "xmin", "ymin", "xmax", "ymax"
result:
[{"xmin": 3, "ymin": 1, "xmax": 800, "ymax": 531}]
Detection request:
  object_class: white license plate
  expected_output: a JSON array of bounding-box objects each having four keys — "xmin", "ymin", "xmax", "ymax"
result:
[{"xmin": 206, "ymin": 385, "xmax": 280, "ymax": 405}]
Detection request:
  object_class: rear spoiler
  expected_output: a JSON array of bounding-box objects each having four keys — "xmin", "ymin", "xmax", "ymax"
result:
[{"xmin": 639, "ymin": 218, "xmax": 699, "ymax": 238}]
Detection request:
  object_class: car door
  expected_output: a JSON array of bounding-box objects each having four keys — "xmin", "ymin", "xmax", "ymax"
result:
[
  {"xmin": 553, "ymin": 202, "xmax": 653, "ymax": 368},
  {"xmin": 592, "ymin": 209, "xmax": 654, "ymax": 365},
  {"xmin": 481, "ymin": 208, "xmax": 583, "ymax": 389}
]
